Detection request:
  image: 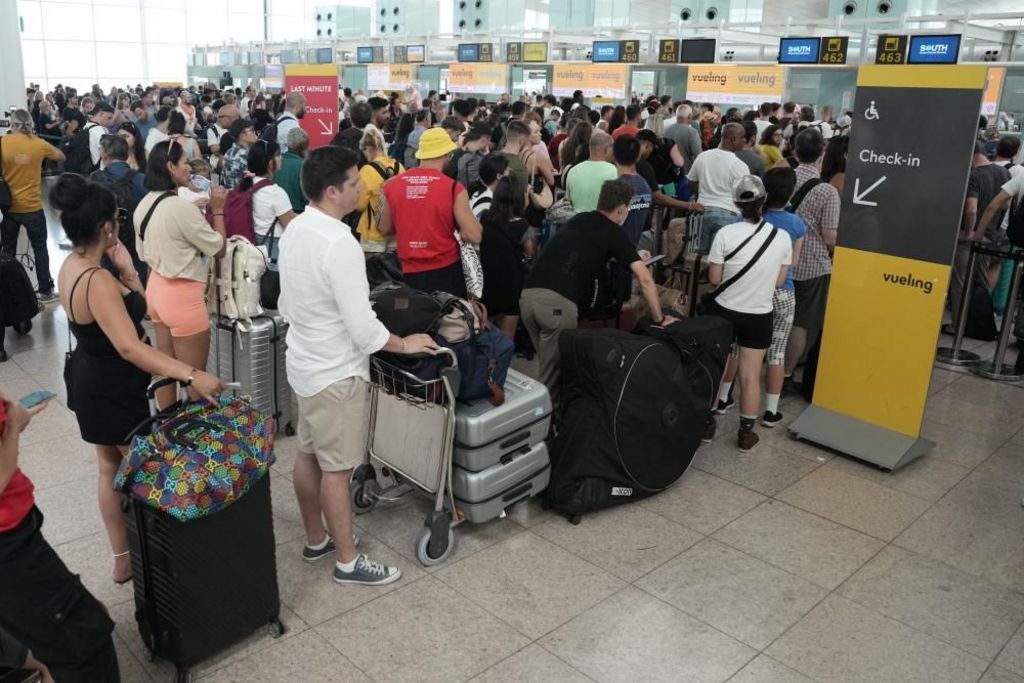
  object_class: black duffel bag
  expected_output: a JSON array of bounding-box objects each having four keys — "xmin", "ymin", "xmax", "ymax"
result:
[
  {"xmin": 0, "ymin": 254, "xmax": 40, "ymax": 328},
  {"xmin": 547, "ymin": 317, "xmax": 732, "ymax": 523}
]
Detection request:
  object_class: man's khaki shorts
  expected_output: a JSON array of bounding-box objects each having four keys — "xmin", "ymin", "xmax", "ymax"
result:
[{"xmin": 296, "ymin": 377, "xmax": 370, "ymax": 473}]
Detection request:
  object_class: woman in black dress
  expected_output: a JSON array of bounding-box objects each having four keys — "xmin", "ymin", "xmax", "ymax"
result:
[
  {"xmin": 53, "ymin": 174, "xmax": 223, "ymax": 584},
  {"xmin": 479, "ymin": 176, "xmax": 536, "ymax": 339}
]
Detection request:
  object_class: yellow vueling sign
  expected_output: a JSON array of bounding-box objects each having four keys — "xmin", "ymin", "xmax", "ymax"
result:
[{"xmin": 789, "ymin": 65, "xmax": 986, "ymax": 471}]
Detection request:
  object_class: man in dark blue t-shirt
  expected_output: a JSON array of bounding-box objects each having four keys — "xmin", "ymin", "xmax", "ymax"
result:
[{"xmin": 612, "ymin": 135, "xmax": 652, "ymax": 247}]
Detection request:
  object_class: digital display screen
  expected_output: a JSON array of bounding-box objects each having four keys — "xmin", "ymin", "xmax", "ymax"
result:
[
  {"xmin": 408, "ymin": 44, "xmax": 425, "ymax": 63},
  {"xmin": 279, "ymin": 50, "xmax": 300, "ymax": 64},
  {"xmin": 778, "ymin": 37, "xmax": 821, "ymax": 64},
  {"xmin": 680, "ymin": 38, "xmax": 717, "ymax": 64},
  {"xmin": 316, "ymin": 47, "xmax": 333, "ymax": 64},
  {"xmin": 458, "ymin": 43, "xmax": 480, "ymax": 62},
  {"xmin": 356, "ymin": 47, "xmax": 375, "ymax": 63},
  {"xmin": 592, "ymin": 41, "xmax": 621, "ymax": 63},
  {"xmin": 907, "ymin": 34, "xmax": 961, "ymax": 64}
]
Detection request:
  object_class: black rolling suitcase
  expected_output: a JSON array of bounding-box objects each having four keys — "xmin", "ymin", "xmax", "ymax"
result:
[
  {"xmin": 547, "ymin": 318, "xmax": 732, "ymax": 523},
  {"xmin": 122, "ymin": 380, "xmax": 284, "ymax": 682}
]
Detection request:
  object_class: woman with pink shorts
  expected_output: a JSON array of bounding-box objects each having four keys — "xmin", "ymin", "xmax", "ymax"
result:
[{"xmin": 134, "ymin": 139, "xmax": 226, "ymax": 401}]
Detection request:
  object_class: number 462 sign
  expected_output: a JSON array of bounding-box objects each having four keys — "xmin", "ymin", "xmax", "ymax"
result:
[{"xmin": 819, "ymin": 36, "xmax": 849, "ymax": 64}]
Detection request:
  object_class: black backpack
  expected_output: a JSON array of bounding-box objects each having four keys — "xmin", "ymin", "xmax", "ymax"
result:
[
  {"xmin": 443, "ymin": 149, "xmax": 468, "ymax": 180},
  {"xmin": 89, "ymin": 168, "xmax": 142, "ymax": 257},
  {"xmin": 259, "ymin": 115, "xmax": 289, "ymax": 146},
  {"xmin": 64, "ymin": 122, "xmax": 99, "ymax": 175},
  {"xmin": 0, "ymin": 253, "xmax": 39, "ymax": 327},
  {"xmin": 579, "ymin": 258, "xmax": 633, "ymax": 321}
]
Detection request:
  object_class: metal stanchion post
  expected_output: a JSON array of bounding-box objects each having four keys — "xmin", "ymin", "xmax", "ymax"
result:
[
  {"xmin": 936, "ymin": 244, "xmax": 982, "ymax": 366},
  {"xmin": 973, "ymin": 255, "xmax": 1024, "ymax": 382}
]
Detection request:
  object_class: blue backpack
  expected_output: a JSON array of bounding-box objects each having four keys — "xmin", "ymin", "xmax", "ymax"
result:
[{"xmin": 436, "ymin": 297, "xmax": 514, "ymax": 406}]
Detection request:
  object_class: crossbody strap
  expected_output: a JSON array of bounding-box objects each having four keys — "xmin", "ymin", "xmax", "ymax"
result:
[
  {"xmin": 723, "ymin": 219, "xmax": 766, "ymax": 262},
  {"xmin": 711, "ymin": 221, "xmax": 778, "ymax": 301},
  {"xmin": 138, "ymin": 191, "xmax": 176, "ymax": 241}
]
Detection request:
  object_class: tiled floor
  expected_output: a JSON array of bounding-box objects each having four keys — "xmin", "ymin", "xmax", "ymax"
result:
[{"xmin": 4, "ymin": 202, "xmax": 1024, "ymax": 682}]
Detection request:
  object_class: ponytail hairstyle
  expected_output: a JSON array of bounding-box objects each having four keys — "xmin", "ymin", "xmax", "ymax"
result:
[
  {"xmin": 240, "ymin": 139, "xmax": 281, "ymax": 190},
  {"xmin": 737, "ymin": 197, "xmax": 766, "ymax": 222},
  {"xmin": 359, "ymin": 124, "xmax": 387, "ymax": 159},
  {"xmin": 50, "ymin": 173, "xmax": 118, "ymax": 248},
  {"xmin": 11, "ymin": 109, "xmax": 34, "ymax": 135}
]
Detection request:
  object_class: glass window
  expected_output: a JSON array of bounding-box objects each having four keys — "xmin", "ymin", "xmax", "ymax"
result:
[
  {"xmin": 39, "ymin": 2, "xmax": 94, "ymax": 40},
  {"xmin": 96, "ymin": 42, "xmax": 144, "ymax": 78},
  {"xmin": 46, "ymin": 40, "xmax": 98, "ymax": 79},
  {"xmin": 93, "ymin": 4, "xmax": 141, "ymax": 42},
  {"xmin": 227, "ymin": 11, "xmax": 264, "ymax": 42},
  {"xmin": 143, "ymin": 7, "xmax": 187, "ymax": 43},
  {"xmin": 146, "ymin": 43, "xmax": 188, "ymax": 83},
  {"xmin": 16, "ymin": 1, "xmax": 44, "ymax": 40},
  {"xmin": 20, "ymin": 39, "xmax": 48, "ymax": 79}
]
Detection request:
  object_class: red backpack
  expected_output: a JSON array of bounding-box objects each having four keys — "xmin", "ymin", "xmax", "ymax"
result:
[{"xmin": 217, "ymin": 178, "xmax": 274, "ymax": 242}]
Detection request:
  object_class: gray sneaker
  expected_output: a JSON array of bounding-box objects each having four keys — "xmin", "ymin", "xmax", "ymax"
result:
[
  {"xmin": 333, "ymin": 554, "xmax": 402, "ymax": 586},
  {"xmin": 302, "ymin": 534, "xmax": 359, "ymax": 562},
  {"xmin": 37, "ymin": 291, "xmax": 59, "ymax": 304}
]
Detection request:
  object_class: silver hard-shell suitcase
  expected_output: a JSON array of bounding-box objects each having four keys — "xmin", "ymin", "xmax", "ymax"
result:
[
  {"xmin": 208, "ymin": 313, "xmax": 295, "ymax": 435},
  {"xmin": 453, "ymin": 442, "xmax": 551, "ymax": 523},
  {"xmin": 454, "ymin": 369, "xmax": 552, "ymax": 472}
]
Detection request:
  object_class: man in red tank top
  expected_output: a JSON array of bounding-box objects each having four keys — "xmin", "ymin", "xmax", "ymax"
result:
[
  {"xmin": 0, "ymin": 394, "xmax": 120, "ymax": 681},
  {"xmin": 379, "ymin": 127, "xmax": 482, "ymax": 297}
]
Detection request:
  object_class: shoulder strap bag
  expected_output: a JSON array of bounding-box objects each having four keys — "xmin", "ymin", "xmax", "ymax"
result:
[
  {"xmin": 699, "ymin": 220, "xmax": 778, "ymax": 314},
  {"xmin": 138, "ymin": 191, "xmax": 177, "ymax": 241}
]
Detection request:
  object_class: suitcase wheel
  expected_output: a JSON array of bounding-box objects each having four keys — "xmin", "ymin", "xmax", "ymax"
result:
[
  {"xmin": 350, "ymin": 480, "xmax": 377, "ymax": 515},
  {"xmin": 175, "ymin": 667, "xmax": 191, "ymax": 683},
  {"xmin": 569, "ymin": 514, "xmax": 582, "ymax": 526},
  {"xmin": 415, "ymin": 524, "xmax": 454, "ymax": 567},
  {"xmin": 268, "ymin": 618, "xmax": 286, "ymax": 639},
  {"xmin": 284, "ymin": 422, "xmax": 295, "ymax": 437}
]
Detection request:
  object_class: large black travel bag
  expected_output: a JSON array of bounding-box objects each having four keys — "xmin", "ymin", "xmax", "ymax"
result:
[
  {"xmin": 123, "ymin": 382, "xmax": 284, "ymax": 682},
  {"xmin": 547, "ymin": 317, "xmax": 732, "ymax": 522},
  {"xmin": 124, "ymin": 473, "xmax": 283, "ymax": 681}
]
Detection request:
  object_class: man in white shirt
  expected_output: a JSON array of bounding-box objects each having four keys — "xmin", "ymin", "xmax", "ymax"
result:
[
  {"xmin": 87, "ymin": 102, "xmax": 114, "ymax": 168},
  {"xmin": 278, "ymin": 145, "xmax": 438, "ymax": 587},
  {"xmin": 754, "ymin": 102, "xmax": 773, "ymax": 138},
  {"xmin": 240, "ymin": 85, "xmax": 255, "ymax": 116},
  {"xmin": 687, "ymin": 122, "xmax": 750, "ymax": 253},
  {"xmin": 144, "ymin": 106, "xmax": 171, "ymax": 156},
  {"xmin": 275, "ymin": 92, "xmax": 306, "ymax": 150}
]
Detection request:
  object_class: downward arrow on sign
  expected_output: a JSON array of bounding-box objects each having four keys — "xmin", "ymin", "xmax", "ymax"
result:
[
  {"xmin": 852, "ymin": 175, "xmax": 887, "ymax": 207},
  {"xmin": 319, "ymin": 119, "xmax": 334, "ymax": 136}
]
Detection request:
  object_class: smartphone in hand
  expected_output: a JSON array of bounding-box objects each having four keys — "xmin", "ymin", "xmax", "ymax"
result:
[{"xmin": 20, "ymin": 391, "xmax": 55, "ymax": 410}]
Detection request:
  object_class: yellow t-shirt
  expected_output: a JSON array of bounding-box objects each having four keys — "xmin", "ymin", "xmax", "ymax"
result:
[
  {"xmin": 357, "ymin": 155, "xmax": 403, "ymax": 244},
  {"xmin": 133, "ymin": 192, "xmax": 224, "ymax": 282},
  {"xmin": 1, "ymin": 133, "xmax": 63, "ymax": 213},
  {"xmin": 757, "ymin": 144, "xmax": 783, "ymax": 168}
]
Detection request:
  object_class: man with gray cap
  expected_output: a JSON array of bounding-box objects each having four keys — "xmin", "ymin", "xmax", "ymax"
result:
[
  {"xmin": 687, "ymin": 122, "xmax": 749, "ymax": 253},
  {"xmin": 703, "ymin": 174, "xmax": 792, "ymax": 452}
]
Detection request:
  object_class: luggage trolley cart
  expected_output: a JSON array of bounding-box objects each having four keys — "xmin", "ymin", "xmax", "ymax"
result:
[{"xmin": 350, "ymin": 349, "xmax": 462, "ymax": 566}]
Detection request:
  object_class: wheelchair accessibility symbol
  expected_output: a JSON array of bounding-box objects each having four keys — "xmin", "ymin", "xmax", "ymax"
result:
[{"xmin": 865, "ymin": 101, "xmax": 880, "ymax": 121}]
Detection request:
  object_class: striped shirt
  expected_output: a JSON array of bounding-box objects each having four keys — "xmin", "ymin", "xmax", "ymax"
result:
[{"xmin": 793, "ymin": 164, "xmax": 840, "ymax": 281}]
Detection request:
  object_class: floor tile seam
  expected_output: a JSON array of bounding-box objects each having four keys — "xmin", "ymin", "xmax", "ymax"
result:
[
  {"xmin": 297, "ymin": 629, "xmax": 375, "ymax": 683},
  {"xmin": 770, "ymin": 475, "xmax": 936, "ymax": 544},
  {"xmin": 832, "ymin": 553, "xmax": 1024, "ymax": 665},
  {"xmin": 755, "ymin": 530, "xmax": 896, "ymax": 654},
  {"xmin": 111, "ymin": 630, "xmax": 155, "ymax": 682},
  {"xmin": 989, "ymin": 628, "xmax": 1024, "ymax": 679},
  {"xmin": 621, "ymin": 528, "xmax": 709, "ymax": 586},
  {"xmin": 289, "ymin": 573, "xmax": 433, "ymax": 631},
  {"xmin": 633, "ymin": 497, "xmax": 719, "ymax": 537},
  {"xmin": 752, "ymin": 495, "xmax": 900, "ymax": 548},
  {"xmin": 418, "ymin": 562, "xmax": 553, "ymax": 642},
  {"xmin": 618, "ymin": 585, "xmax": 774, "ymax": 675},
  {"xmin": 888, "ymin": 533, "xmax": 1024, "ymax": 597},
  {"xmin": 630, "ymin": 556, "xmax": 831, "ymax": 653},
  {"xmin": 706, "ymin": 529, "xmax": 848, "ymax": 592},
  {"xmin": 532, "ymin": 641, "xmax": 602, "ymax": 682}
]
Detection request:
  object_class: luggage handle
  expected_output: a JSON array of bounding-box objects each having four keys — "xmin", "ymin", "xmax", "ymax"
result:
[{"xmin": 498, "ymin": 432, "xmax": 530, "ymax": 450}]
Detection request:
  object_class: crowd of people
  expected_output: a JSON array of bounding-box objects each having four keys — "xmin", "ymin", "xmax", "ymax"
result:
[{"xmin": 6, "ymin": 76, "xmax": 1023, "ymax": 681}]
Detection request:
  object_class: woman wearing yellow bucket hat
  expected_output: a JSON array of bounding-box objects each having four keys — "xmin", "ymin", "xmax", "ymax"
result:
[{"xmin": 378, "ymin": 127, "xmax": 482, "ymax": 297}]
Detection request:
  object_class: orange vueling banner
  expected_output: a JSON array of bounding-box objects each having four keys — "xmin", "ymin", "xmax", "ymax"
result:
[
  {"xmin": 552, "ymin": 64, "xmax": 629, "ymax": 100},
  {"xmin": 447, "ymin": 63, "xmax": 508, "ymax": 95},
  {"xmin": 685, "ymin": 65, "xmax": 785, "ymax": 105}
]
